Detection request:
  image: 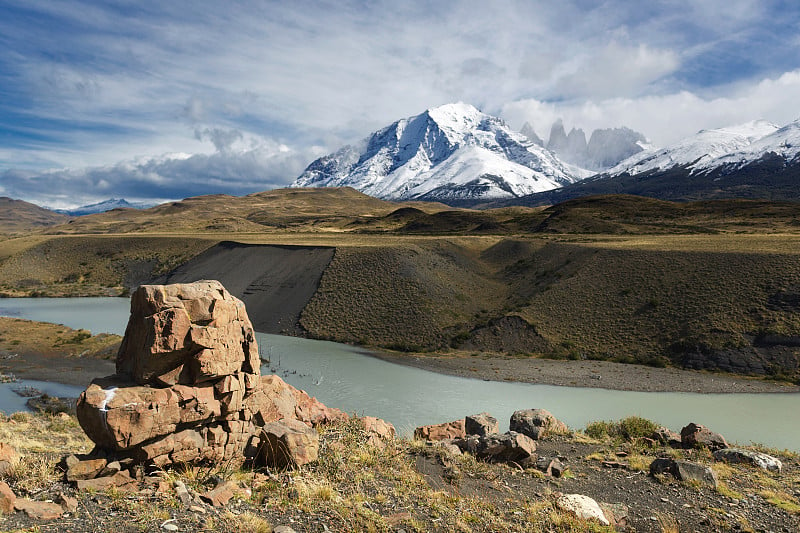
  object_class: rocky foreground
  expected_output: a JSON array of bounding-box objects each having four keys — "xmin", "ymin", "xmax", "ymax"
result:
[{"xmin": 0, "ymin": 280, "xmax": 796, "ymax": 532}]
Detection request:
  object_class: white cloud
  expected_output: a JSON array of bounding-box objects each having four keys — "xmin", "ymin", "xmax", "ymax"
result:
[
  {"xmin": 2, "ymin": 1, "xmax": 799, "ymax": 205},
  {"xmin": 0, "ymin": 138, "xmax": 317, "ymax": 209},
  {"xmin": 502, "ymin": 69, "xmax": 800, "ymax": 146}
]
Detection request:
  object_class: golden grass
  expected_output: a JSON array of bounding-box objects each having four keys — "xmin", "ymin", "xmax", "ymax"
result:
[
  {"xmin": 0, "ymin": 317, "xmax": 121, "ymax": 359},
  {"xmin": 0, "ymin": 412, "xmax": 92, "ymax": 455}
]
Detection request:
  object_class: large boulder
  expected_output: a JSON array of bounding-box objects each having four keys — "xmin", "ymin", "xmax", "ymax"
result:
[
  {"xmin": 652, "ymin": 426, "xmax": 682, "ymax": 448},
  {"xmin": 555, "ymin": 494, "xmax": 610, "ymax": 526},
  {"xmin": 414, "ymin": 419, "xmax": 466, "ymax": 441},
  {"xmin": 115, "ymin": 281, "xmax": 260, "ymax": 387},
  {"xmin": 509, "ymin": 409, "xmax": 568, "ymax": 440},
  {"xmin": 680, "ymin": 423, "xmax": 728, "ymax": 451},
  {"xmin": 74, "ymin": 280, "xmax": 346, "ymax": 475},
  {"xmin": 650, "ymin": 458, "xmax": 718, "ymax": 488},
  {"xmin": 258, "ymin": 419, "xmax": 320, "ymax": 468},
  {"xmin": 465, "ymin": 412, "xmax": 498, "ymax": 437},
  {"xmin": 454, "ymin": 431, "xmax": 537, "ymax": 466},
  {"xmin": 713, "ymin": 448, "xmax": 782, "ymax": 473}
]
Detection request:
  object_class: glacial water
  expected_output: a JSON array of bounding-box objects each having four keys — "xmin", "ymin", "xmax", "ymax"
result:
[{"xmin": 1, "ymin": 297, "xmax": 798, "ymax": 451}]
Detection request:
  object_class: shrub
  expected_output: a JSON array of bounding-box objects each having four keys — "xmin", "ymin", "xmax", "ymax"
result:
[{"xmin": 584, "ymin": 416, "xmax": 659, "ymax": 442}]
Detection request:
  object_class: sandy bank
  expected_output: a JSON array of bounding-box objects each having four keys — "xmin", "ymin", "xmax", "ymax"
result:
[
  {"xmin": 370, "ymin": 351, "xmax": 800, "ymax": 394},
  {"xmin": 155, "ymin": 241, "xmax": 333, "ymax": 334}
]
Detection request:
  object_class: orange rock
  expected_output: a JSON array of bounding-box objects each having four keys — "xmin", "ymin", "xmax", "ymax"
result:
[
  {"xmin": 0, "ymin": 481, "xmax": 16, "ymax": 514},
  {"xmin": 258, "ymin": 419, "xmax": 319, "ymax": 468},
  {"xmin": 15, "ymin": 499, "xmax": 63, "ymax": 520},
  {"xmin": 414, "ymin": 419, "xmax": 466, "ymax": 441}
]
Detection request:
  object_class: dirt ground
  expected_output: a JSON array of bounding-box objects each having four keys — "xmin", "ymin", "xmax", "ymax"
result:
[{"xmin": 371, "ymin": 351, "xmax": 800, "ymax": 394}]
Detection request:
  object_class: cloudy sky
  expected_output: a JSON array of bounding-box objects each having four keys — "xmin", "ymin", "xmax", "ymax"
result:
[{"xmin": 1, "ymin": 0, "xmax": 799, "ymax": 208}]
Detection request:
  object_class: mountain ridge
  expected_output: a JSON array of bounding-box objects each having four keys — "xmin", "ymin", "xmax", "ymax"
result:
[{"xmin": 488, "ymin": 117, "xmax": 800, "ymax": 206}]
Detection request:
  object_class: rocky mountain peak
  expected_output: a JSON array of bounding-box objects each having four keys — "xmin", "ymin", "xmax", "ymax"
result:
[{"xmin": 292, "ymin": 104, "xmax": 584, "ymax": 204}]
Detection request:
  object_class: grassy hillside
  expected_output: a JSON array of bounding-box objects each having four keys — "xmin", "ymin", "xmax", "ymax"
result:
[
  {"xmin": 0, "ymin": 197, "xmax": 68, "ymax": 236},
  {"xmin": 0, "ymin": 235, "xmax": 216, "ymax": 296},
  {"xmin": 294, "ymin": 236, "xmax": 800, "ymax": 380},
  {"xmin": 300, "ymin": 241, "xmax": 507, "ymax": 350}
]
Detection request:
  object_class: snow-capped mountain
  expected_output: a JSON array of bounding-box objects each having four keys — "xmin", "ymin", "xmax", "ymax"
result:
[
  {"xmin": 292, "ymin": 103, "xmax": 590, "ymax": 203},
  {"xmin": 55, "ymin": 198, "xmax": 156, "ymax": 216},
  {"xmin": 711, "ymin": 120, "xmax": 800, "ymax": 169},
  {"xmin": 607, "ymin": 120, "xmax": 781, "ymax": 177},
  {"xmin": 488, "ymin": 117, "xmax": 800, "ymax": 206}
]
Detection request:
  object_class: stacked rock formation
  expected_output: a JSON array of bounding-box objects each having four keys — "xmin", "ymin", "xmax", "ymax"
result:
[{"xmin": 76, "ymin": 280, "xmax": 344, "ymax": 469}]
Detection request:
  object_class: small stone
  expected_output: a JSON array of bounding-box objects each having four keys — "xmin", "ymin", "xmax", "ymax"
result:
[
  {"xmin": 66, "ymin": 457, "xmax": 108, "ymax": 481},
  {"xmin": 0, "ymin": 481, "xmax": 17, "ymax": 514},
  {"xmin": 509, "ymin": 409, "xmax": 568, "ymax": 440},
  {"xmin": 273, "ymin": 526, "xmax": 298, "ymax": 533},
  {"xmin": 680, "ymin": 423, "xmax": 727, "ymax": 451},
  {"xmin": 189, "ymin": 505, "xmax": 206, "ymax": 514},
  {"xmin": 173, "ymin": 480, "xmax": 193, "ymax": 507},
  {"xmin": 649, "ymin": 458, "xmax": 718, "ymax": 488},
  {"xmin": 258, "ymin": 419, "xmax": 319, "ymax": 468},
  {"xmin": 161, "ymin": 519, "xmax": 179, "ymax": 531},
  {"xmin": 56, "ymin": 492, "xmax": 79, "ymax": 513},
  {"xmin": 15, "ymin": 499, "xmax": 64, "ymax": 520},
  {"xmin": 200, "ymin": 480, "xmax": 238, "ymax": 507},
  {"xmin": 75, "ymin": 470, "xmax": 136, "ymax": 492}
]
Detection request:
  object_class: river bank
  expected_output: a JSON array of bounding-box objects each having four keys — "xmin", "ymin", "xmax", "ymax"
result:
[{"xmin": 370, "ymin": 350, "xmax": 800, "ymax": 394}]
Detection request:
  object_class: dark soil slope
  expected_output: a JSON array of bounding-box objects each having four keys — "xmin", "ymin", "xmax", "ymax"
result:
[{"xmin": 155, "ymin": 241, "xmax": 334, "ymax": 334}]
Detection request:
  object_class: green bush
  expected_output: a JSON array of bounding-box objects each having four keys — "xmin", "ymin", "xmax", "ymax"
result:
[
  {"xmin": 584, "ymin": 416, "xmax": 658, "ymax": 441},
  {"xmin": 618, "ymin": 416, "xmax": 659, "ymax": 440}
]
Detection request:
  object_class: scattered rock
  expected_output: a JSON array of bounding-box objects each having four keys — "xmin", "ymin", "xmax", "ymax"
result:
[
  {"xmin": 56, "ymin": 492, "xmax": 78, "ymax": 513},
  {"xmin": 536, "ymin": 457, "xmax": 566, "ymax": 477},
  {"xmin": 258, "ymin": 418, "xmax": 320, "ymax": 468},
  {"xmin": 652, "ymin": 427, "xmax": 682, "ymax": 448},
  {"xmin": 65, "ymin": 457, "xmax": 108, "ymax": 482},
  {"xmin": 509, "ymin": 408, "xmax": 568, "ymax": 440},
  {"xmin": 649, "ymin": 458, "xmax": 718, "ymax": 488},
  {"xmin": 273, "ymin": 526, "xmax": 298, "ymax": 533},
  {"xmin": 555, "ymin": 493, "xmax": 610, "ymax": 526},
  {"xmin": 200, "ymin": 480, "xmax": 239, "ymax": 507},
  {"xmin": 0, "ymin": 481, "xmax": 17, "ymax": 514},
  {"xmin": 713, "ymin": 448, "xmax": 783, "ymax": 473},
  {"xmin": 599, "ymin": 502, "xmax": 629, "ymax": 528},
  {"xmin": 75, "ymin": 470, "xmax": 137, "ymax": 492},
  {"xmin": 160, "ymin": 519, "xmax": 179, "ymax": 531},
  {"xmin": 454, "ymin": 431, "xmax": 536, "ymax": 466},
  {"xmin": 680, "ymin": 422, "xmax": 728, "ymax": 450},
  {"xmin": 14, "ymin": 499, "xmax": 63, "ymax": 520},
  {"xmin": 414, "ymin": 419, "xmax": 466, "ymax": 441},
  {"xmin": 465, "ymin": 412, "xmax": 498, "ymax": 436},
  {"xmin": 360, "ymin": 416, "xmax": 396, "ymax": 448}
]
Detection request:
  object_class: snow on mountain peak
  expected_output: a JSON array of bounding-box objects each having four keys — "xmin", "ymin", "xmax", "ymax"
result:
[
  {"xmin": 426, "ymin": 102, "xmax": 484, "ymax": 136},
  {"xmin": 608, "ymin": 119, "xmax": 782, "ymax": 176},
  {"xmin": 291, "ymin": 103, "xmax": 586, "ymax": 202}
]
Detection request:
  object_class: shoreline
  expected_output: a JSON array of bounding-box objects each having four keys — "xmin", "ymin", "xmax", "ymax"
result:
[
  {"xmin": 368, "ymin": 350, "xmax": 800, "ymax": 394},
  {"xmin": 3, "ymin": 344, "xmax": 799, "ymax": 395}
]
